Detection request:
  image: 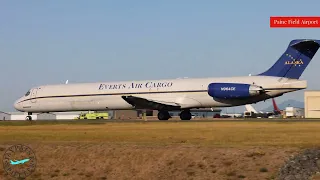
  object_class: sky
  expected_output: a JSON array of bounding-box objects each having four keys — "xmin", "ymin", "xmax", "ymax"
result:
[{"xmin": 1, "ymin": 0, "xmax": 320, "ymax": 112}]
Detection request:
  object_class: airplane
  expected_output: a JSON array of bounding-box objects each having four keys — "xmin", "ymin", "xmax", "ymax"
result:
[
  {"xmin": 272, "ymin": 98, "xmax": 282, "ymax": 115},
  {"xmin": 14, "ymin": 39, "xmax": 320, "ymax": 121},
  {"xmin": 10, "ymin": 159, "xmax": 29, "ymax": 165},
  {"xmin": 243, "ymin": 98, "xmax": 280, "ymax": 118},
  {"xmin": 244, "ymin": 104, "xmax": 272, "ymax": 118},
  {"xmin": 244, "ymin": 104, "xmax": 260, "ymax": 118},
  {"xmin": 219, "ymin": 113, "xmax": 243, "ymax": 118}
]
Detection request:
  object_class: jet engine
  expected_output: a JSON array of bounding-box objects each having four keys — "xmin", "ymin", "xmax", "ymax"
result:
[{"xmin": 207, "ymin": 83, "xmax": 265, "ymax": 99}]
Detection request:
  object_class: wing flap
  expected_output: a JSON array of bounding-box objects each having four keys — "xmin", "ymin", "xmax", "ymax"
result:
[{"xmin": 121, "ymin": 95, "xmax": 181, "ymax": 110}]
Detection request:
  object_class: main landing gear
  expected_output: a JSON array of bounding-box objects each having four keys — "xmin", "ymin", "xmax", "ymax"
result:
[
  {"xmin": 157, "ymin": 110, "xmax": 170, "ymax": 120},
  {"xmin": 179, "ymin": 110, "xmax": 192, "ymax": 120},
  {"xmin": 157, "ymin": 110, "xmax": 192, "ymax": 121}
]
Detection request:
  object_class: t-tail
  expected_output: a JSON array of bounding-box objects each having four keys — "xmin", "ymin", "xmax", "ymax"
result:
[{"xmin": 258, "ymin": 39, "xmax": 320, "ymax": 79}]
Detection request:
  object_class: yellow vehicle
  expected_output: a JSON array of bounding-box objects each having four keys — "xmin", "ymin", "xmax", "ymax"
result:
[{"xmin": 75, "ymin": 111, "xmax": 109, "ymax": 120}]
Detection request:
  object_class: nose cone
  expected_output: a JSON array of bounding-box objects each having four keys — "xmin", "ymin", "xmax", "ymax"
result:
[{"xmin": 14, "ymin": 100, "xmax": 23, "ymax": 111}]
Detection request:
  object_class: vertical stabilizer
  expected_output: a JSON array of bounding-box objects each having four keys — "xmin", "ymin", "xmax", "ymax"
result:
[
  {"xmin": 258, "ymin": 39, "xmax": 320, "ymax": 79},
  {"xmin": 245, "ymin": 104, "xmax": 258, "ymax": 113},
  {"xmin": 272, "ymin": 98, "xmax": 281, "ymax": 114}
]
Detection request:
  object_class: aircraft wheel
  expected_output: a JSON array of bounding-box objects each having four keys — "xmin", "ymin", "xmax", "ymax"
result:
[
  {"xmin": 180, "ymin": 110, "xmax": 191, "ymax": 120},
  {"xmin": 25, "ymin": 116, "xmax": 32, "ymax": 121},
  {"xmin": 158, "ymin": 111, "xmax": 170, "ymax": 120}
]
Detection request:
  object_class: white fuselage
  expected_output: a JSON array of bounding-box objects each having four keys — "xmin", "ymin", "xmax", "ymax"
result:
[{"xmin": 14, "ymin": 75, "xmax": 306, "ymax": 113}]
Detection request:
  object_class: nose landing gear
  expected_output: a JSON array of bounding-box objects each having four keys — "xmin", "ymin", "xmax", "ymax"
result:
[{"xmin": 26, "ymin": 113, "xmax": 32, "ymax": 121}]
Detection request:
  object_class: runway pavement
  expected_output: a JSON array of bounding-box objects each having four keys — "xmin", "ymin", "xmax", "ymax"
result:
[
  {"xmin": 2, "ymin": 118, "xmax": 320, "ymax": 124},
  {"xmin": 83, "ymin": 118, "xmax": 320, "ymax": 123}
]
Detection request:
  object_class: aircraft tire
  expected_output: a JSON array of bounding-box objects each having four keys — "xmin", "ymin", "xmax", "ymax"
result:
[
  {"xmin": 158, "ymin": 111, "xmax": 170, "ymax": 120},
  {"xmin": 25, "ymin": 115, "xmax": 32, "ymax": 121},
  {"xmin": 180, "ymin": 110, "xmax": 191, "ymax": 120}
]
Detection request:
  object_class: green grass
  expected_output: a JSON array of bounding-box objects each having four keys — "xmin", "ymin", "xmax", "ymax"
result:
[{"xmin": 1, "ymin": 121, "xmax": 320, "ymax": 147}]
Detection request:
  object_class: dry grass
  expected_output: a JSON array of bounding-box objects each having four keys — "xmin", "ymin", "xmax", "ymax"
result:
[
  {"xmin": 0, "ymin": 121, "xmax": 319, "ymax": 179},
  {"xmin": 0, "ymin": 143, "xmax": 296, "ymax": 180},
  {"xmin": 0, "ymin": 121, "xmax": 320, "ymax": 147}
]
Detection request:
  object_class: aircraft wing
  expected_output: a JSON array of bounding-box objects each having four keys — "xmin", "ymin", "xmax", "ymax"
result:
[{"xmin": 121, "ymin": 95, "xmax": 181, "ymax": 110}]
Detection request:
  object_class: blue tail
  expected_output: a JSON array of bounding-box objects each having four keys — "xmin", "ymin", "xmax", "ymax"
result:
[{"xmin": 258, "ymin": 39, "xmax": 320, "ymax": 79}]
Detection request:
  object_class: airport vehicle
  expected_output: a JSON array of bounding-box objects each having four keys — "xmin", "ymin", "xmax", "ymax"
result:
[
  {"xmin": 285, "ymin": 107, "xmax": 304, "ymax": 118},
  {"xmin": 14, "ymin": 39, "xmax": 320, "ymax": 121},
  {"xmin": 74, "ymin": 111, "xmax": 108, "ymax": 120}
]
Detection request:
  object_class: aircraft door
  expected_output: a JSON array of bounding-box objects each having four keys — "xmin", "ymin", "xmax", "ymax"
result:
[{"xmin": 30, "ymin": 88, "xmax": 38, "ymax": 103}]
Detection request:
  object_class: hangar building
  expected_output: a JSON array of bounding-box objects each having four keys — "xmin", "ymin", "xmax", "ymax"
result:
[
  {"xmin": 0, "ymin": 111, "xmax": 10, "ymax": 120},
  {"xmin": 304, "ymin": 91, "xmax": 320, "ymax": 118},
  {"xmin": 55, "ymin": 112, "xmax": 82, "ymax": 119},
  {"xmin": 8, "ymin": 112, "xmax": 56, "ymax": 120}
]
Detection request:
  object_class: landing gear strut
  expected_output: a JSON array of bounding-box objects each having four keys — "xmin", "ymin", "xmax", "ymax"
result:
[
  {"xmin": 157, "ymin": 111, "xmax": 170, "ymax": 120},
  {"xmin": 180, "ymin": 110, "xmax": 192, "ymax": 120}
]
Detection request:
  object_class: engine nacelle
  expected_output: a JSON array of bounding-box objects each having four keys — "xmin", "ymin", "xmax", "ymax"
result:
[{"xmin": 207, "ymin": 83, "xmax": 264, "ymax": 99}]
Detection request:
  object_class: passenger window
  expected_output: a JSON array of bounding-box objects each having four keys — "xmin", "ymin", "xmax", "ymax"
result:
[{"xmin": 25, "ymin": 90, "xmax": 31, "ymax": 96}]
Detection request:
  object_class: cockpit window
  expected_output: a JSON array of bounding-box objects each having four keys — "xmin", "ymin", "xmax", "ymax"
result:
[{"xmin": 25, "ymin": 90, "xmax": 31, "ymax": 96}]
